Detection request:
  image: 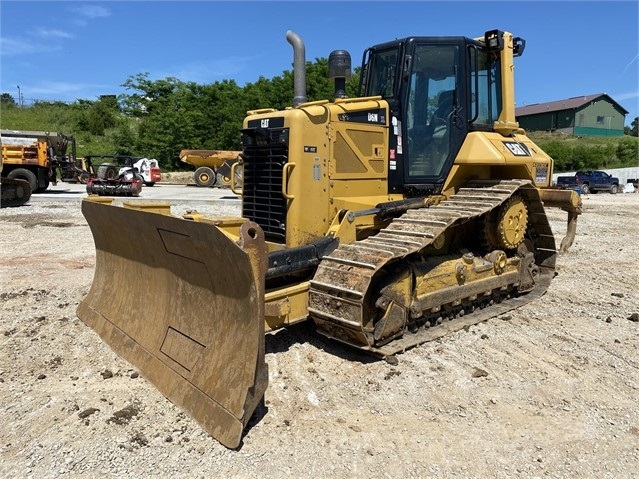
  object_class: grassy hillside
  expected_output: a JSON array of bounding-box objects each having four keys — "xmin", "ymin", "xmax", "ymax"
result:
[
  {"xmin": 528, "ymin": 131, "xmax": 638, "ymax": 172},
  {"xmin": 1, "ymin": 103, "xmax": 128, "ymax": 158},
  {"xmin": 528, "ymin": 130, "xmax": 635, "ymax": 147}
]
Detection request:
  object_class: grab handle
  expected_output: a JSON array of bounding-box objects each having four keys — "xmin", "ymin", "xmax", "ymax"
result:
[
  {"xmin": 282, "ymin": 162, "xmax": 296, "ymax": 200},
  {"xmin": 230, "ymin": 161, "xmax": 243, "ymax": 196}
]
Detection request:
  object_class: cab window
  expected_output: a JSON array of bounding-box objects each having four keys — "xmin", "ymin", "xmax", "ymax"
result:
[
  {"xmin": 367, "ymin": 49, "xmax": 399, "ymax": 98},
  {"xmin": 470, "ymin": 48, "xmax": 501, "ymax": 126}
]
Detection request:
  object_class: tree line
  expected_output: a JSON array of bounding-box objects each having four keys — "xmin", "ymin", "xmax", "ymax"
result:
[{"xmin": 1, "ymin": 57, "xmax": 637, "ymax": 172}]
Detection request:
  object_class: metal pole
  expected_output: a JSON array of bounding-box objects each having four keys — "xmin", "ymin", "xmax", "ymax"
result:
[{"xmin": 17, "ymin": 85, "xmax": 21, "ymax": 107}]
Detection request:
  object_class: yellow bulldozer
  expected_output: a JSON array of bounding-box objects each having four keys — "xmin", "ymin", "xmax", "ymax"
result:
[{"xmin": 76, "ymin": 29, "xmax": 582, "ymax": 448}]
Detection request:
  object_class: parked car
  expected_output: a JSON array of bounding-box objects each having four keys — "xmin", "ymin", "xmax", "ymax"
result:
[{"xmin": 556, "ymin": 170, "xmax": 619, "ymax": 194}]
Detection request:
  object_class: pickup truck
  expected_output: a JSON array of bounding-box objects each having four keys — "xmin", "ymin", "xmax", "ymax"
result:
[{"xmin": 556, "ymin": 170, "xmax": 620, "ymax": 194}]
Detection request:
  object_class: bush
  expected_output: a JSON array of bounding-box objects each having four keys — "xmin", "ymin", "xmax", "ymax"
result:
[
  {"xmin": 540, "ymin": 141, "xmax": 571, "ymax": 170},
  {"xmin": 616, "ymin": 137, "xmax": 639, "ymax": 165},
  {"xmin": 533, "ymin": 133, "xmax": 638, "ymax": 171}
]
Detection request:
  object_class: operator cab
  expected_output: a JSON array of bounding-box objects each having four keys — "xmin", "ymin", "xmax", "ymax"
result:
[{"xmin": 359, "ymin": 31, "xmax": 518, "ymax": 196}]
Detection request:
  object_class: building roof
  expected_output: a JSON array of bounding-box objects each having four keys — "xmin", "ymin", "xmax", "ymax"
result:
[{"xmin": 515, "ymin": 93, "xmax": 629, "ymax": 116}]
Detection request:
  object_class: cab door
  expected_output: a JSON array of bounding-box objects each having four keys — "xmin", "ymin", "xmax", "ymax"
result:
[{"xmin": 403, "ymin": 42, "xmax": 466, "ymax": 188}]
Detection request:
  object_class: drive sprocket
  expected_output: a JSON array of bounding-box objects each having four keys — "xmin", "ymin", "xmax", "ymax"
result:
[{"xmin": 485, "ymin": 194, "xmax": 528, "ymax": 250}]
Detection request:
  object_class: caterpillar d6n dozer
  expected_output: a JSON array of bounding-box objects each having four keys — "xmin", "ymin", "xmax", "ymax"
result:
[{"xmin": 76, "ymin": 29, "xmax": 582, "ymax": 448}]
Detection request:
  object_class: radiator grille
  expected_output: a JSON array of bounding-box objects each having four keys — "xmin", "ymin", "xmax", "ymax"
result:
[{"xmin": 240, "ymin": 127, "xmax": 289, "ymax": 242}]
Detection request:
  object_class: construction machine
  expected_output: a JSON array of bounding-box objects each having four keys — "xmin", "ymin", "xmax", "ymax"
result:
[
  {"xmin": 76, "ymin": 30, "xmax": 582, "ymax": 449},
  {"xmin": 1, "ymin": 129, "xmax": 80, "ymax": 192},
  {"xmin": 84, "ymin": 155, "xmax": 162, "ymax": 196},
  {"xmin": 179, "ymin": 149, "xmax": 241, "ymax": 187}
]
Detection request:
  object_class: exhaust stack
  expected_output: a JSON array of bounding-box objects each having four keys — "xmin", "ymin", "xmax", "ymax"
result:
[{"xmin": 286, "ymin": 30, "xmax": 307, "ymax": 107}]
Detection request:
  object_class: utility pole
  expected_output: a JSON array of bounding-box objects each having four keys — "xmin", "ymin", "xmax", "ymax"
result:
[{"xmin": 16, "ymin": 85, "xmax": 21, "ymax": 107}]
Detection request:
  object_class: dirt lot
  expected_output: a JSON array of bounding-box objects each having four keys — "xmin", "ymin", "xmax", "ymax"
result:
[{"xmin": 1, "ymin": 190, "xmax": 638, "ymax": 479}]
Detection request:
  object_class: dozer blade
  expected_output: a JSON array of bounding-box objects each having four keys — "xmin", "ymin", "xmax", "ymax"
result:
[{"xmin": 76, "ymin": 199, "xmax": 268, "ymax": 449}]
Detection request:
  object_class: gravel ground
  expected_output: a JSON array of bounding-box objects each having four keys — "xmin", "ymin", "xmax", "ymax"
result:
[{"xmin": 1, "ymin": 190, "xmax": 638, "ymax": 479}]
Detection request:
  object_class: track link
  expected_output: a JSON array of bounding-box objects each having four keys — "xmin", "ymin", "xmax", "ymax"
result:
[{"xmin": 308, "ymin": 180, "xmax": 557, "ymax": 356}]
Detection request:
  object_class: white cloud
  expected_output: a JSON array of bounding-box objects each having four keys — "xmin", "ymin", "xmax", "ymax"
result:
[
  {"xmin": 0, "ymin": 37, "xmax": 35, "ymax": 55},
  {"xmin": 623, "ymin": 54, "xmax": 639, "ymax": 73},
  {"xmin": 26, "ymin": 81, "xmax": 107, "ymax": 96},
  {"xmin": 73, "ymin": 5, "xmax": 111, "ymax": 19},
  {"xmin": 35, "ymin": 28, "xmax": 74, "ymax": 40},
  {"xmin": 70, "ymin": 5, "xmax": 111, "ymax": 27},
  {"xmin": 14, "ymin": 81, "xmax": 114, "ymax": 102},
  {"xmin": 152, "ymin": 56, "xmax": 257, "ymax": 84},
  {"xmin": 0, "ymin": 37, "xmax": 61, "ymax": 56}
]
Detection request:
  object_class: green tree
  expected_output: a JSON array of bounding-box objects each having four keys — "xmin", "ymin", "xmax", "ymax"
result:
[
  {"xmin": 541, "ymin": 140, "xmax": 571, "ymax": 171},
  {"xmin": 616, "ymin": 136, "xmax": 638, "ymax": 164},
  {"xmin": 121, "ymin": 73, "xmax": 183, "ymax": 115},
  {"xmin": 120, "ymin": 74, "xmax": 199, "ymax": 167},
  {"xmin": 348, "ymin": 66, "xmax": 362, "ymax": 98},
  {"xmin": 197, "ymin": 80, "xmax": 246, "ymax": 150},
  {"xmin": 243, "ymin": 77, "xmax": 276, "ymax": 110},
  {"xmin": 111, "ymin": 122, "xmax": 137, "ymax": 155},
  {"xmin": 98, "ymin": 95, "xmax": 120, "ymax": 111},
  {"xmin": 305, "ymin": 58, "xmax": 334, "ymax": 101},
  {"xmin": 1, "ymin": 93, "xmax": 17, "ymax": 106},
  {"xmin": 74, "ymin": 99, "xmax": 118, "ymax": 136}
]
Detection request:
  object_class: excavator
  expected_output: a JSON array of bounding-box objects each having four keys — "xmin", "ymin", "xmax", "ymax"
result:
[{"xmin": 76, "ymin": 30, "xmax": 582, "ymax": 448}]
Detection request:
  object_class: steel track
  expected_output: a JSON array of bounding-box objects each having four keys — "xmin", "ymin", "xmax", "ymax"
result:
[{"xmin": 308, "ymin": 179, "xmax": 557, "ymax": 356}]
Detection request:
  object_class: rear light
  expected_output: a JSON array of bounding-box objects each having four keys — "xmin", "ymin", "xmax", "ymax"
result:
[{"xmin": 150, "ymin": 167, "xmax": 162, "ymax": 181}]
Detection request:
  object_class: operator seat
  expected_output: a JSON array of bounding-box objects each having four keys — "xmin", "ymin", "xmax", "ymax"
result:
[
  {"xmin": 428, "ymin": 89, "xmax": 454, "ymax": 137},
  {"xmin": 407, "ymin": 89, "xmax": 455, "ymax": 176}
]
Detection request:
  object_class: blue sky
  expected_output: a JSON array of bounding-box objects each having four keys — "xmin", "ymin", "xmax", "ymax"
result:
[{"xmin": 1, "ymin": 1, "xmax": 638, "ymax": 125}]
